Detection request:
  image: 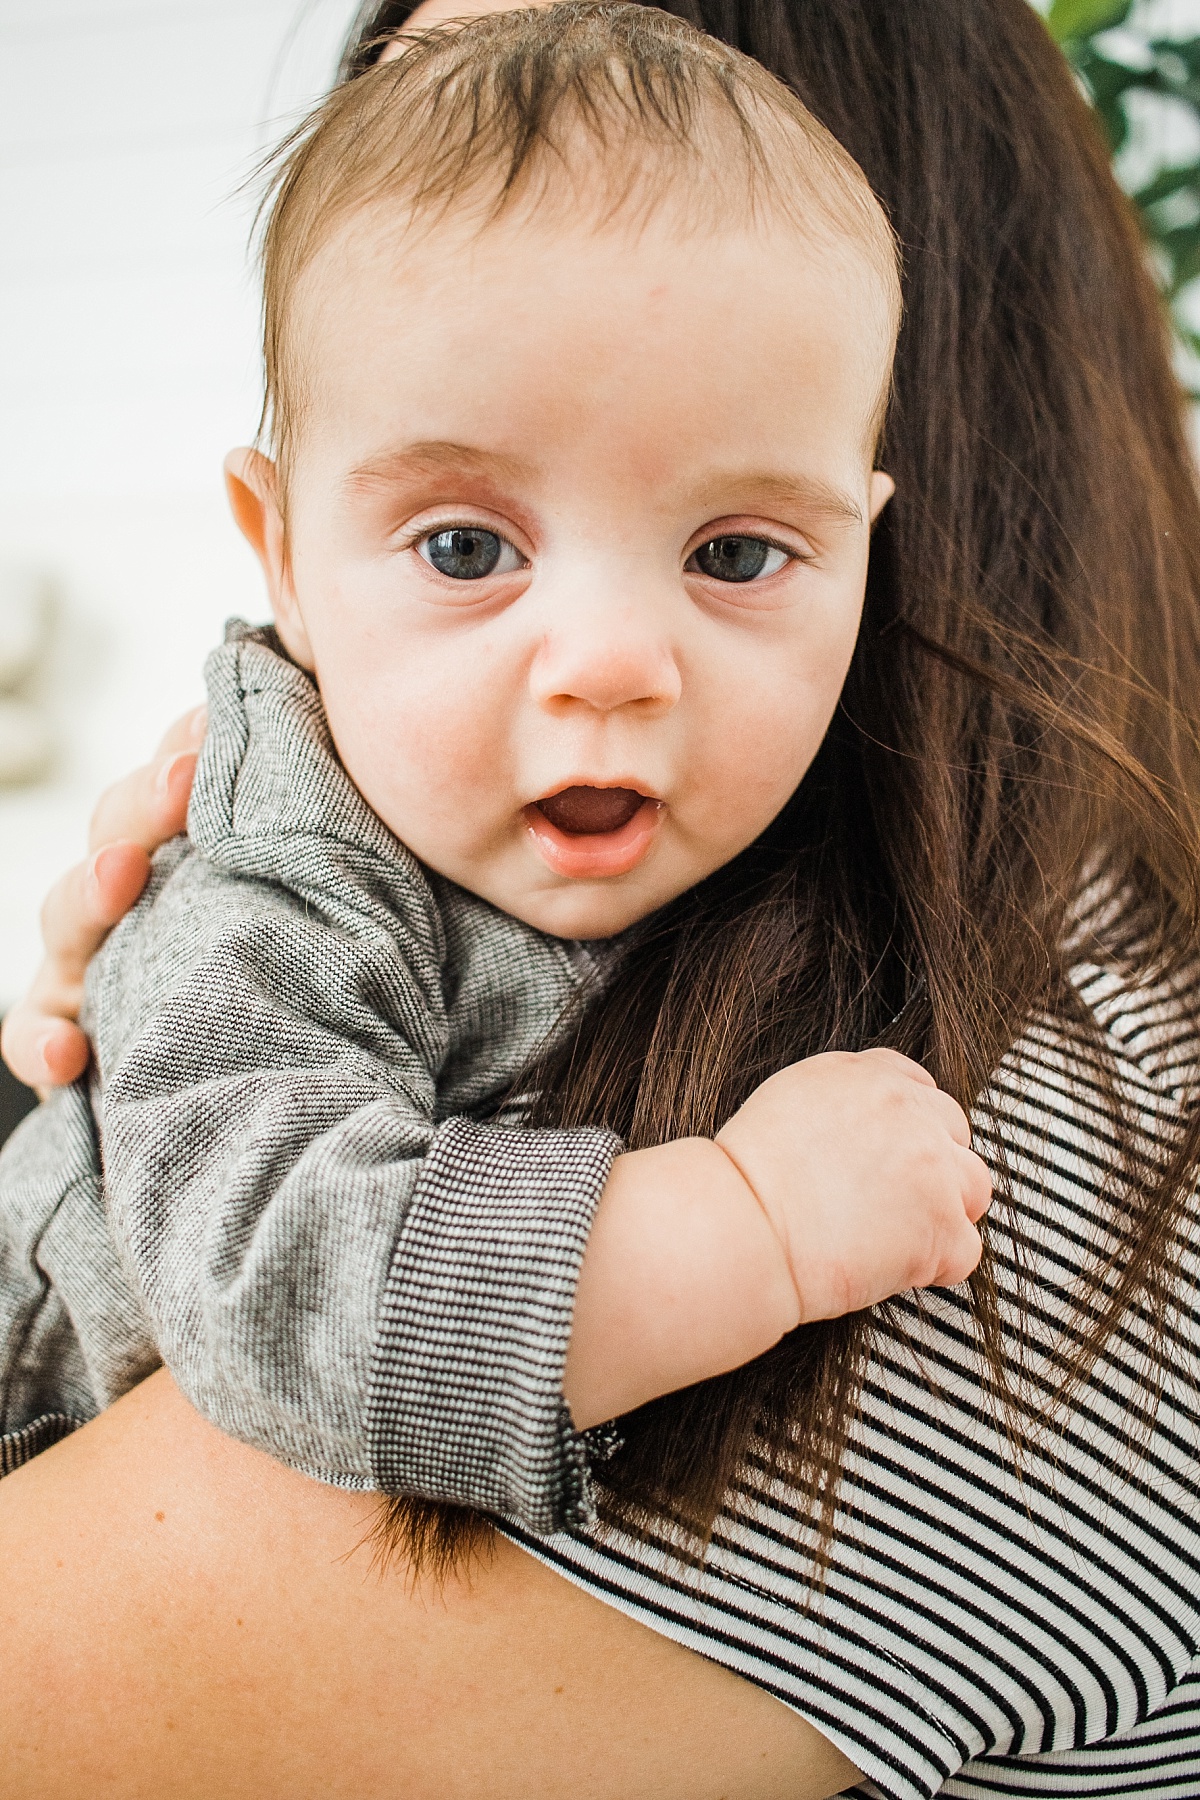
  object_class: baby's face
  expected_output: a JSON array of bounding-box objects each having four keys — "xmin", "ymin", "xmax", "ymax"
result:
[{"xmin": 233, "ymin": 198, "xmax": 894, "ymax": 938}]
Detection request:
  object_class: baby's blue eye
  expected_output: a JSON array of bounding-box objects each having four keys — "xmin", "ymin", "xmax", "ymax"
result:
[
  {"xmin": 688, "ymin": 537, "xmax": 789, "ymax": 582},
  {"xmin": 418, "ymin": 527, "xmax": 522, "ymax": 580}
]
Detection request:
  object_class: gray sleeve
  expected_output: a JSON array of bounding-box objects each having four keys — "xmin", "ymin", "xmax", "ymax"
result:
[
  {"xmin": 368, "ymin": 1118, "xmax": 619, "ymax": 1531},
  {"xmin": 94, "ymin": 861, "xmax": 619, "ymax": 1526}
]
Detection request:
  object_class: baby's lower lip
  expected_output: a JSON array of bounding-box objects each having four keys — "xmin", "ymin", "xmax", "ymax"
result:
[{"xmin": 523, "ymin": 790, "xmax": 665, "ymax": 878}]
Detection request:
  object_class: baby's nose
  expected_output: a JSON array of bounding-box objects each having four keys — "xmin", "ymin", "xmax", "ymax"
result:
[{"xmin": 529, "ymin": 624, "xmax": 681, "ymax": 716}]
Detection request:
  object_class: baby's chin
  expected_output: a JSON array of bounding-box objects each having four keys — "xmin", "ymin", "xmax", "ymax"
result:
[
  {"xmin": 476, "ymin": 870, "xmax": 667, "ymax": 942},
  {"xmin": 433, "ymin": 845, "xmax": 684, "ymax": 942},
  {"xmin": 400, "ymin": 808, "xmax": 691, "ymax": 940}
]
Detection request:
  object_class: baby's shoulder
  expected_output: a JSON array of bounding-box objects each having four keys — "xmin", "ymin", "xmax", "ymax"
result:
[
  {"xmin": 81, "ymin": 839, "xmax": 351, "ymax": 1078},
  {"xmin": 84, "ymin": 624, "xmax": 454, "ymax": 1024}
]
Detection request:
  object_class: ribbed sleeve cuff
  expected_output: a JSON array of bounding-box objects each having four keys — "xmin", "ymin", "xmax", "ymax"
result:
[
  {"xmin": 364, "ymin": 1117, "xmax": 622, "ymax": 1533},
  {"xmin": 0, "ymin": 1411, "xmax": 82, "ymax": 1477}
]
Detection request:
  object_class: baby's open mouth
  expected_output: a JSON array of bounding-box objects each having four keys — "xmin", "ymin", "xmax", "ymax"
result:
[
  {"xmin": 534, "ymin": 786, "xmax": 646, "ymax": 836},
  {"xmin": 524, "ymin": 785, "xmax": 664, "ymax": 878}
]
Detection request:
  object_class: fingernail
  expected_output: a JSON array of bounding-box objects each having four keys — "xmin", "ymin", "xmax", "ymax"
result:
[
  {"xmin": 84, "ymin": 845, "xmax": 116, "ymax": 907},
  {"xmin": 34, "ymin": 1026, "xmax": 60, "ymax": 1073},
  {"xmin": 90, "ymin": 844, "xmax": 123, "ymax": 888},
  {"xmin": 155, "ymin": 750, "xmax": 192, "ymax": 800},
  {"xmin": 186, "ymin": 705, "xmax": 208, "ymax": 744}
]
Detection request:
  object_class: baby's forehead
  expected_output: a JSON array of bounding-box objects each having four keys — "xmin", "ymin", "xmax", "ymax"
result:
[
  {"xmin": 259, "ymin": 5, "xmax": 901, "ymax": 480},
  {"xmin": 301, "ymin": 169, "xmax": 898, "ymax": 355},
  {"xmin": 288, "ymin": 187, "xmax": 898, "ymax": 488}
]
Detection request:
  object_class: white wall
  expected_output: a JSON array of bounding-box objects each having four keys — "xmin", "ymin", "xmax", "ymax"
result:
[{"xmin": 0, "ymin": 0, "xmax": 364, "ymax": 1006}]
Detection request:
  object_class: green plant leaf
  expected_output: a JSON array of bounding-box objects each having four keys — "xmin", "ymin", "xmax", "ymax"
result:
[
  {"xmin": 1166, "ymin": 224, "xmax": 1200, "ymax": 293},
  {"xmin": 1133, "ymin": 161, "xmax": 1200, "ymax": 209},
  {"xmin": 1047, "ymin": 0, "xmax": 1132, "ymax": 44},
  {"xmin": 1149, "ymin": 37, "xmax": 1200, "ymax": 83},
  {"xmin": 1071, "ymin": 49, "xmax": 1142, "ymax": 148}
]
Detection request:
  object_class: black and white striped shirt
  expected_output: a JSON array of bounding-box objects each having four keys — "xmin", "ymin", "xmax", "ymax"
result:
[{"xmin": 504, "ymin": 931, "xmax": 1200, "ymax": 1800}]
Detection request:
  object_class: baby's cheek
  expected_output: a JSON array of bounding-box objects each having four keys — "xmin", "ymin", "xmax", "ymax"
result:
[
  {"xmin": 325, "ymin": 657, "xmax": 511, "ymax": 846},
  {"xmin": 714, "ymin": 665, "xmax": 828, "ymax": 797}
]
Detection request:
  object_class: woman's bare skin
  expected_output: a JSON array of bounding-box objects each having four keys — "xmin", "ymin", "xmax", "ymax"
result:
[
  {"xmin": 1, "ymin": 711, "xmax": 204, "ymax": 1091},
  {"xmin": 0, "ymin": 1370, "xmax": 860, "ymax": 1799}
]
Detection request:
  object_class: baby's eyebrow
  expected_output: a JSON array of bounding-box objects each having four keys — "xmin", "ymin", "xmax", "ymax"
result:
[
  {"xmin": 710, "ymin": 472, "xmax": 865, "ymax": 528},
  {"xmin": 340, "ymin": 448, "xmax": 866, "ymax": 528},
  {"xmin": 342, "ymin": 441, "xmax": 530, "ymax": 496}
]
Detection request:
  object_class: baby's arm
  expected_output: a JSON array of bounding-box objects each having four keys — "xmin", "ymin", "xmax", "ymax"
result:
[
  {"xmin": 90, "ymin": 856, "xmax": 985, "ymax": 1533},
  {"xmin": 88, "ymin": 851, "xmax": 620, "ymax": 1532},
  {"xmin": 564, "ymin": 1051, "xmax": 991, "ymax": 1428}
]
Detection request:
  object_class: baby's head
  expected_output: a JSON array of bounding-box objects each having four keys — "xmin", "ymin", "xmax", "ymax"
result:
[{"xmin": 227, "ymin": 3, "xmax": 900, "ymax": 938}]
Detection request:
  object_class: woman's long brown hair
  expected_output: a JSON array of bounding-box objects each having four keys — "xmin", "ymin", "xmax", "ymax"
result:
[{"xmin": 354, "ymin": 0, "xmax": 1200, "ymax": 1574}]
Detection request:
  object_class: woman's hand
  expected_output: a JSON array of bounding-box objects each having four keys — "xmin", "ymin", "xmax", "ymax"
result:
[{"xmin": 0, "ymin": 708, "xmax": 206, "ymax": 1090}]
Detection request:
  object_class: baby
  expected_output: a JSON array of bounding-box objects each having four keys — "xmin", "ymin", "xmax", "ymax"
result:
[{"xmin": 0, "ymin": 5, "xmax": 988, "ymax": 1526}]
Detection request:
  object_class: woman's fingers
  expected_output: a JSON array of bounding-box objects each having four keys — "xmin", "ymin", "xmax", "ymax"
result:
[
  {"xmin": 1, "ymin": 1010, "xmax": 90, "ymax": 1093},
  {"xmin": 41, "ymin": 843, "xmax": 153, "ymax": 973},
  {"xmin": 2, "ymin": 710, "xmax": 204, "ymax": 1093},
  {"xmin": 87, "ymin": 708, "xmax": 204, "ymax": 854},
  {"xmin": 1, "ymin": 1003, "xmax": 80, "ymax": 1092},
  {"xmin": 86, "ymin": 747, "xmax": 198, "ymax": 854},
  {"xmin": 2, "ymin": 842, "xmax": 155, "ymax": 1090},
  {"xmin": 958, "ymin": 1145, "xmax": 993, "ymax": 1223},
  {"xmin": 154, "ymin": 705, "xmax": 208, "ymax": 761}
]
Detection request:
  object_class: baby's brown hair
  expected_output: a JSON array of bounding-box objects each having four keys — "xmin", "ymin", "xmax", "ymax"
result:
[{"xmin": 255, "ymin": 2, "xmax": 900, "ymax": 503}]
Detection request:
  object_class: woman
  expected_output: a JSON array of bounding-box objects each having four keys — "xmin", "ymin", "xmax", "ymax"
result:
[{"xmin": 4, "ymin": 2, "xmax": 1200, "ymax": 1796}]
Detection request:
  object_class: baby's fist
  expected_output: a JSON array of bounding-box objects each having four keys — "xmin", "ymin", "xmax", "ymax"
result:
[{"xmin": 714, "ymin": 1048, "xmax": 992, "ymax": 1322}]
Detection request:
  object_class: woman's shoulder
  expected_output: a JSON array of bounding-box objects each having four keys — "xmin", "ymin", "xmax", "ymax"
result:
[
  {"xmin": 978, "ymin": 872, "xmax": 1200, "ymax": 1239},
  {"xmin": 974, "ymin": 871, "xmax": 1200, "ymax": 1340},
  {"xmin": 511, "ymin": 876, "xmax": 1200, "ymax": 1800},
  {"xmin": 1061, "ymin": 866, "xmax": 1200, "ymax": 1102}
]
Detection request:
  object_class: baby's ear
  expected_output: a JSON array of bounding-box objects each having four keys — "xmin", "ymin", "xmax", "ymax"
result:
[
  {"xmin": 223, "ymin": 449, "xmax": 315, "ymax": 671},
  {"xmin": 868, "ymin": 470, "xmax": 895, "ymax": 526}
]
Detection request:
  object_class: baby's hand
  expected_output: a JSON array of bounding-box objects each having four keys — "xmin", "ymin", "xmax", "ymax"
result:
[{"xmin": 715, "ymin": 1048, "xmax": 991, "ymax": 1322}]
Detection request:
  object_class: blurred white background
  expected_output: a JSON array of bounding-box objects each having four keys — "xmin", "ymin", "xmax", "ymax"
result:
[{"xmin": 0, "ymin": 0, "xmax": 364, "ymax": 1006}]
